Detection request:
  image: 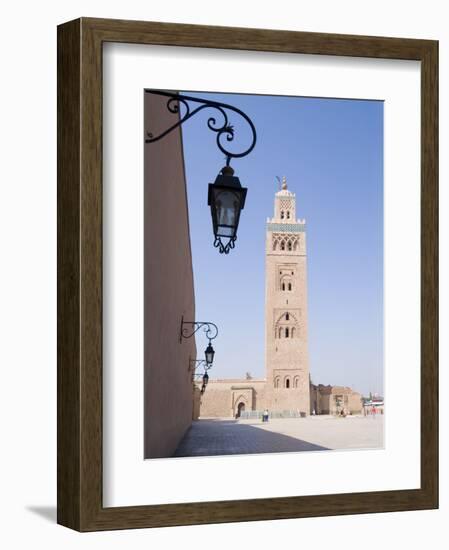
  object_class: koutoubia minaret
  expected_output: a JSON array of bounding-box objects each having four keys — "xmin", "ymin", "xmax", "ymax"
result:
[{"xmin": 265, "ymin": 176, "xmax": 310, "ymax": 415}]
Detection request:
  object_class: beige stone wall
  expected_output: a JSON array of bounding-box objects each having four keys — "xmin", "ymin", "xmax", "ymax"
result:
[
  {"xmin": 321, "ymin": 394, "xmax": 332, "ymax": 414},
  {"xmin": 192, "ymin": 386, "xmax": 201, "ymax": 420},
  {"xmin": 347, "ymin": 392, "xmax": 363, "ymax": 414},
  {"xmin": 311, "ymin": 385, "xmax": 363, "ymax": 415},
  {"xmin": 198, "ymin": 379, "xmax": 363, "ymax": 418},
  {"xmin": 144, "ymin": 94, "xmax": 196, "ymax": 458},
  {"xmin": 310, "ymin": 384, "xmax": 332, "ymax": 414},
  {"xmin": 195, "ymin": 380, "xmax": 267, "ymax": 418}
]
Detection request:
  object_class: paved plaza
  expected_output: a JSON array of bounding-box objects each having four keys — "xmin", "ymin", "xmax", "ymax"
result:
[{"xmin": 174, "ymin": 415, "xmax": 384, "ymax": 457}]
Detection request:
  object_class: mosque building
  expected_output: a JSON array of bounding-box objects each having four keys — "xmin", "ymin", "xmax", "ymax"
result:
[{"xmin": 194, "ymin": 177, "xmax": 363, "ymax": 419}]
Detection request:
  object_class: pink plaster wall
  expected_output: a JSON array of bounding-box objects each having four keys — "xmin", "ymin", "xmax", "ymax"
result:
[{"xmin": 144, "ymin": 93, "xmax": 196, "ymax": 458}]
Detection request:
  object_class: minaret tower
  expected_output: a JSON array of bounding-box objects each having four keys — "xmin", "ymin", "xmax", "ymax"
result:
[{"xmin": 265, "ymin": 176, "xmax": 310, "ymax": 415}]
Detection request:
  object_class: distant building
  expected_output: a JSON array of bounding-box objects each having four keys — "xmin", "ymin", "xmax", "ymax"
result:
[
  {"xmin": 310, "ymin": 384, "xmax": 363, "ymax": 415},
  {"xmin": 195, "ymin": 178, "xmax": 363, "ymax": 418}
]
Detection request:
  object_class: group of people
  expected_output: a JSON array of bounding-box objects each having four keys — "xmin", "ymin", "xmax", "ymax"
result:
[{"xmin": 365, "ymin": 406, "xmax": 380, "ymax": 416}]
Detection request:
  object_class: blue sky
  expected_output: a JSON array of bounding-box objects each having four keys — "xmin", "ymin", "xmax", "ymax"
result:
[{"xmin": 180, "ymin": 91, "xmax": 383, "ymax": 397}]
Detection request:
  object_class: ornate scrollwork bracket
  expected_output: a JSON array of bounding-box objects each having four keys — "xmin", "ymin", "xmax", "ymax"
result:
[
  {"xmin": 145, "ymin": 89, "xmax": 257, "ymax": 167},
  {"xmin": 189, "ymin": 359, "xmax": 211, "ymax": 374},
  {"xmin": 180, "ymin": 317, "xmax": 218, "ymax": 343}
]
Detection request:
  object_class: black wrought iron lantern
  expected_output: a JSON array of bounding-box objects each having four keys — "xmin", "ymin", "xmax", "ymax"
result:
[
  {"xmin": 145, "ymin": 90, "xmax": 256, "ymax": 255},
  {"xmin": 202, "ymin": 371, "xmax": 209, "ymax": 386},
  {"xmin": 208, "ymin": 165, "xmax": 247, "ymax": 254},
  {"xmin": 204, "ymin": 341, "xmax": 215, "ymax": 365}
]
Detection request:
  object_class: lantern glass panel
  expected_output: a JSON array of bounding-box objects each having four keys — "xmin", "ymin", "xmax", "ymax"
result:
[
  {"xmin": 214, "ymin": 189, "xmax": 241, "ymax": 238},
  {"xmin": 205, "ymin": 343, "xmax": 215, "ymax": 365}
]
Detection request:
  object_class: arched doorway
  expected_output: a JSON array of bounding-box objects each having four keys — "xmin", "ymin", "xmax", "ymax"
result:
[{"xmin": 237, "ymin": 402, "xmax": 246, "ymax": 418}]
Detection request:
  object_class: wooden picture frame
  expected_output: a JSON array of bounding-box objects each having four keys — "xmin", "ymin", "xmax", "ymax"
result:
[{"xmin": 57, "ymin": 17, "xmax": 438, "ymax": 531}]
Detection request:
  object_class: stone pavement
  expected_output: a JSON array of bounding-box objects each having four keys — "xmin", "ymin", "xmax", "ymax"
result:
[{"xmin": 173, "ymin": 415, "xmax": 384, "ymax": 457}]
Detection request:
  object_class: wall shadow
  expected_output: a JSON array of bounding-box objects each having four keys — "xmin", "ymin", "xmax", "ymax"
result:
[{"xmin": 173, "ymin": 419, "xmax": 329, "ymax": 457}]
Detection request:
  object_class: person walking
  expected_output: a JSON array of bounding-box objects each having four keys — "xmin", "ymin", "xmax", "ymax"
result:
[{"xmin": 262, "ymin": 409, "xmax": 269, "ymax": 423}]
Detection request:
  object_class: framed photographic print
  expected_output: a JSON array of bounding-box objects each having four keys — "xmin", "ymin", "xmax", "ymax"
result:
[{"xmin": 57, "ymin": 17, "xmax": 438, "ymax": 531}]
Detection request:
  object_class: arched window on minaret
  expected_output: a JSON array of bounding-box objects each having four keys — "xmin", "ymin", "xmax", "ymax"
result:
[
  {"xmin": 278, "ymin": 327, "xmax": 283, "ymax": 338},
  {"xmin": 280, "ymin": 275, "xmax": 292, "ymax": 291},
  {"xmin": 293, "ymin": 376, "xmax": 299, "ymax": 388},
  {"xmin": 285, "ymin": 377, "xmax": 291, "ymax": 389},
  {"xmin": 274, "ymin": 376, "xmax": 280, "ymax": 388},
  {"xmin": 281, "ymin": 242, "xmax": 285, "ymax": 251},
  {"xmin": 285, "ymin": 312, "xmax": 289, "ymax": 321},
  {"xmin": 288, "ymin": 241, "xmax": 292, "ymax": 251},
  {"xmin": 286, "ymin": 211, "xmax": 290, "ymax": 219},
  {"xmin": 280, "ymin": 210, "xmax": 284, "ymax": 219},
  {"xmin": 285, "ymin": 327, "xmax": 290, "ymax": 338}
]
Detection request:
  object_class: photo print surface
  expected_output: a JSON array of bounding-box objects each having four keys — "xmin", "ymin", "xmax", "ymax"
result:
[{"xmin": 143, "ymin": 90, "xmax": 384, "ymax": 460}]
